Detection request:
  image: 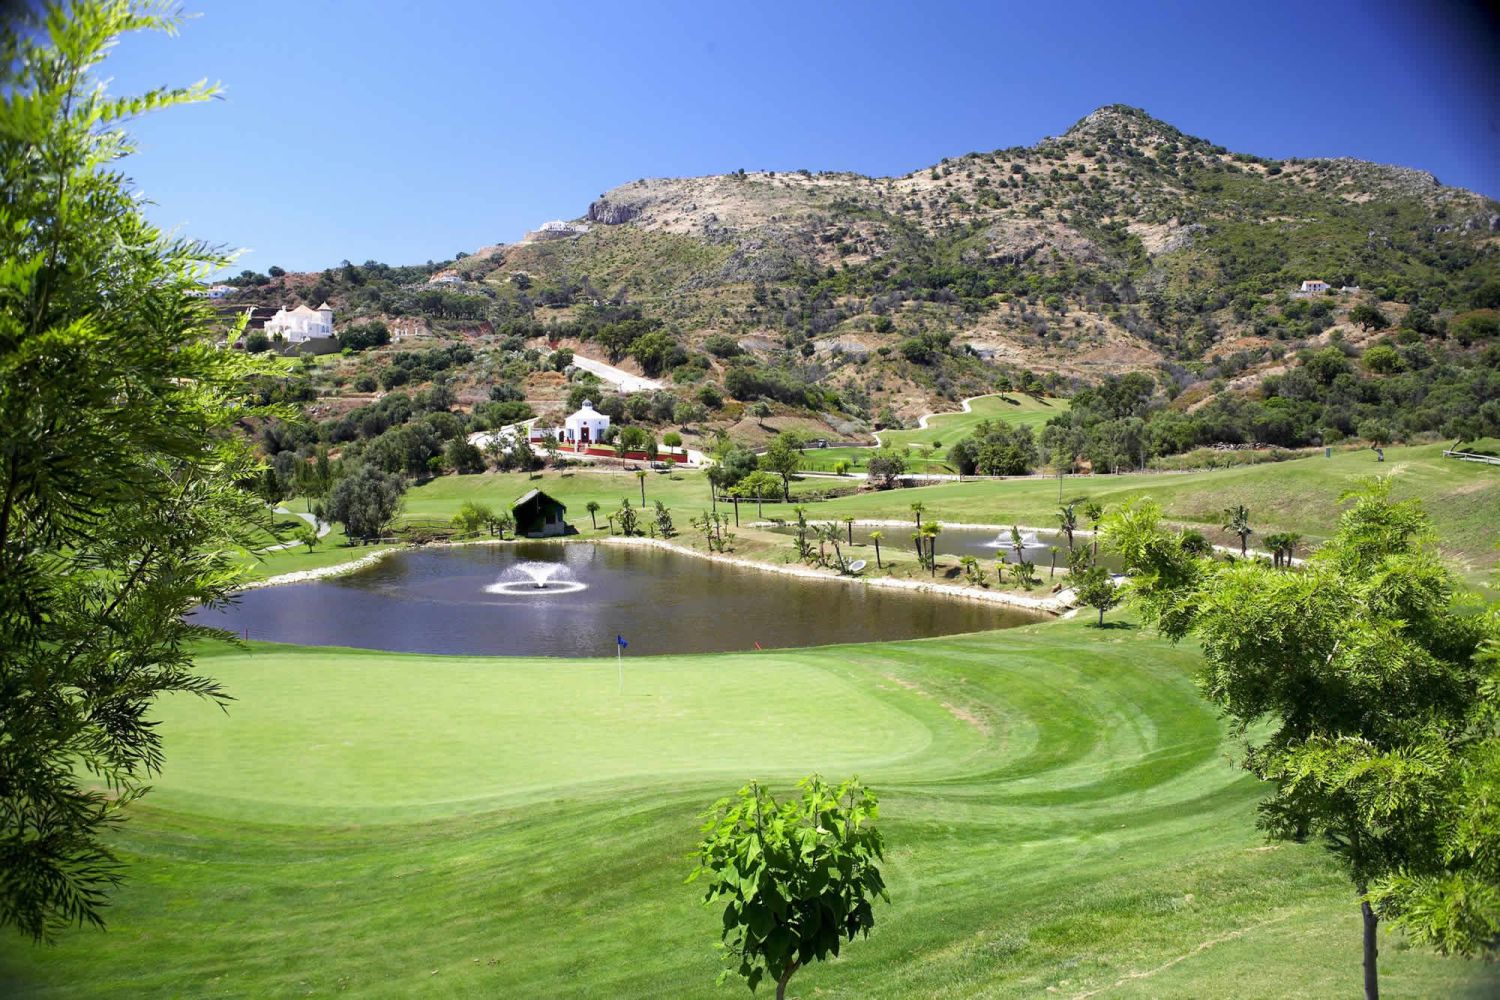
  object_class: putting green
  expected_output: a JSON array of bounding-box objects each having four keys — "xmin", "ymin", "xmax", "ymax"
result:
[{"xmin": 2, "ymin": 620, "xmax": 1494, "ymax": 998}]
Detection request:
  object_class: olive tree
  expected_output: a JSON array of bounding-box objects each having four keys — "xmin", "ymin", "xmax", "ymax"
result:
[
  {"xmin": 0, "ymin": 2, "xmax": 282, "ymax": 940},
  {"xmin": 1103, "ymin": 484, "xmax": 1499, "ymax": 998},
  {"xmin": 690, "ymin": 776, "xmax": 889, "ymax": 999},
  {"xmin": 327, "ymin": 466, "xmax": 405, "ymax": 541}
]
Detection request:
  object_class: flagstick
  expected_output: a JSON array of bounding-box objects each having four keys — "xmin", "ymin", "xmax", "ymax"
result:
[{"xmin": 617, "ymin": 642, "xmax": 623, "ymax": 694}]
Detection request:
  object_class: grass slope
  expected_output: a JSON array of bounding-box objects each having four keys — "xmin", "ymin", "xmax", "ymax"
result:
[
  {"xmin": 1, "ymin": 620, "xmax": 1494, "ymax": 998},
  {"xmin": 803, "ymin": 394, "xmax": 1070, "ymax": 473}
]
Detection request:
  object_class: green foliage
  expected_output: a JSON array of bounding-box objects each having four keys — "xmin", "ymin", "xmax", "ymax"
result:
[
  {"xmin": 327, "ymin": 466, "xmax": 406, "ymax": 540},
  {"xmin": 652, "ymin": 500, "xmax": 675, "ymax": 538},
  {"xmin": 689, "ymin": 776, "xmax": 888, "ymax": 998},
  {"xmin": 0, "ymin": 0, "xmax": 283, "ymax": 940},
  {"xmin": 865, "ymin": 449, "xmax": 906, "ymax": 488},
  {"xmin": 1073, "ymin": 565, "xmax": 1120, "ymax": 624},
  {"xmin": 614, "ymin": 498, "xmax": 640, "ymax": 536},
  {"xmin": 1222, "ymin": 503, "xmax": 1253, "ymax": 556},
  {"xmin": 1348, "ymin": 303, "xmax": 1389, "ymax": 332},
  {"xmin": 293, "ymin": 523, "xmax": 320, "ymax": 553},
  {"xmin": 1122, "ymin": 479, "xmax": 1500, "ymax": 985},
  {"xmin": 337, "ymin": 320, "xmax": 390, "ymax": 352},
  {"xmin": 759, "ymin": 433, "xmax": 805, "ymax": 500}
]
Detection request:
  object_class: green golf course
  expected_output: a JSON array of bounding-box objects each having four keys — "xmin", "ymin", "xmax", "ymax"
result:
[
  {"xmin": 799, "ymin": 393, "xmax": 1069, "ymax": 473},
  {"xmin": 244, "ymin": 440, "xmax": 1500, "ymax": 587},
  {"xmin": 2, "ymin": 618, "xmax": 1495, "ymax": 997}
]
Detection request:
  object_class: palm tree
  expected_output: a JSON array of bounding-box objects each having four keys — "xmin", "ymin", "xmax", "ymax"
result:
[
  {"xmin": 1222, "ymin": 504, "xmax": 1253, "ymax": 557},
  {"xmin": 1048, "ymin": 546, "xmax": 1059, "ymax": 579},
  {"xmin": 636, "ymin": 469, "xmax": 648, "ymax": 505},
  {"xmin": 919, "ymin": 520, "xmax": 942, "ymax": 578},
  {"xmin": 1057, "ymin": 503, "xmax": 1078, "ymax": 550},
  {"xmin": 1009, "ymin": 525, "xmax": 1025, "ymax": 565},
  {"xmin": 910, "ymin": 501, "xmax": 925, "ymax": 531},
  {"xmin": 586, "ymin": 500, "xmax": 600, "ymax": 530},
  {"xmin": 869, "ymin": 530, "xmax": 884, "ymax": 569},
  {"xmin": 844, "ymin": 517, "xmax": 855, "ymax": 546},
  {"xmin": 1264, "ymin": 531, "xmax": 1302, "ymax": 569},
  {"xmin": 1082, "ymin": 500, "xmax": 1104, "ymax": 558},
  {"xmin": 1279, "ymin": 532, "xmax": 1302, "ymax": 567}
]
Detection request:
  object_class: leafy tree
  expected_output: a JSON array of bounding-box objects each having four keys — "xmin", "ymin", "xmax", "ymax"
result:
[
  {"xmin": 294, "ymin": 523, "xmax": 320, "ymax": 553},
  {"xmin": 337, "ymin": 320, "xmax": 389, "ymax": 352},
  {"xmin": 759, "ymin": 432, "xmax": 804, "ymax": 501},
  {"xmin": 452, "ymin": 500, "xmax": 499, "ymax": 536},
  {"xmin": 652, "ymin": 501, "xmax": 674, "ymax": 538},
  {"xmin": 1073, "ymin": 565, "xmax": 1120, "ymax": 624},
  {"xmin": 327, "ymin": 466, "xmax": 405, "ymax": 541},
  {"xmin": 443, "ymin": 437, "xmax": 485, "ymax": 475},
  {"xmin": 865, "ymin": 449, "xmax": 906, "ymax": 488},
  {"xmin": 243, "ymin": 329, "xmax": 271, "ymax": 353},
  {"xmin": 1349, "ymin": 303, "xmax": 1390, "ymax": 332},
  {"xmin": 0, "ymin": 2, "xmax": 281, "ymax": 941},
  {"xmin": 615, "ymin": 498, "xmax": 640, "ymax": 536},
  {"xmin": 1108, "ymin": 481, "xmax": 1500, "ymax": 996},
  {"xmin": 689, "ymin": 776, "xmax": 889, "ymax": 1000},
  {"xmin": 1361, "ymin": 344, "xmax": 1403, "ymax": 374},
  {"xmin": 1222, "ymin": 503, "xmax": 1253, "ymax": 556}
]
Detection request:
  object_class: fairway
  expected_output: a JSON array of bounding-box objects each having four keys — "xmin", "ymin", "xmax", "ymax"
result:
[
  {"xmin": 801, "ymin": 394, "xmax": 1069, "ymax": 473},
  {"xmin": 2, "ymin": 621, "xmax": 1494, "ymax": 998}
]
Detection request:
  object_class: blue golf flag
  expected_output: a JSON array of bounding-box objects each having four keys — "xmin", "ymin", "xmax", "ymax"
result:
[{"xmin": 617, "ymin": 634, "xmax": 628, "ymax": 649}]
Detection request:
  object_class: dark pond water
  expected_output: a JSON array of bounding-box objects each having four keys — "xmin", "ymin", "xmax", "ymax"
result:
[
  {"xmin": 761, "ymin": 523, "xmax": 1123, "ymax": 571},
  {"xmin": 205, "ymin": 542, "xmax": 1043, "ymax": 657}
]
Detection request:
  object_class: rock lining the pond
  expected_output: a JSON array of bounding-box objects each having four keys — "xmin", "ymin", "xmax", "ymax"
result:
[{"xmin": 602, "ymin": 536, "xmax": 1071, "ymax": 614}]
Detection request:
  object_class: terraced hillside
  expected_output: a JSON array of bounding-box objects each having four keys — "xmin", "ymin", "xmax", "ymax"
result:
[{"xmin": 3, "ymin": 624, "xmax": 1495, "ymax": 997}]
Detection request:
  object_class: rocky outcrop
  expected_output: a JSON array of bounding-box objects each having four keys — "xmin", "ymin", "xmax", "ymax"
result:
[{"xmin": 587, "ymin": 197, "xmax": 643, "ymax": 225}]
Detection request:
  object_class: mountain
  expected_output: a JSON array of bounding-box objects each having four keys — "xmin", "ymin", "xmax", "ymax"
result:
[{"xmin": 242, "ymin": 105, "xmax": 1498, "ymax": 431}]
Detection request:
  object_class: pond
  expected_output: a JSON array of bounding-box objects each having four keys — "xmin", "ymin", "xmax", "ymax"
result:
[
  {"xmin": 760, "ymin": 523, "xmax": 1123, "ymax": 571},
  {"xmin": 206, "ymin": 542, "xmax": 1044, "ymax": 657}
]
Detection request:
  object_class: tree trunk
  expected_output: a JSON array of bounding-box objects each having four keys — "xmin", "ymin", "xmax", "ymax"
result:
[
  {"xmin": 775, "ymin": 962, "xmax": 799, "ymax": 1000},
  {"xmin": 874, "ymin": 541, "xmax": 881, "ymax": 568},
  {"xmin": 1098, "ymin": 605, "xmax": 1104, "ymax": 626},
  {"xmin": 1362, "ymin": 898, "xmax": 1380, "ymax": 1000},
  {"xmin": 589, "ymin": 512, "xmax": 597, "ymax": 529}
]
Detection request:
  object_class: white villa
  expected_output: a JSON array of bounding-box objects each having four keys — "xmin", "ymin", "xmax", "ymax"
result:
[
  {"xmin": 1300, "ymin": 279, "xmax": 1330, "ymax": 293},
  {"xmin": 265, "ymin": 302, "xmax": 334, "ymax": 343},
  {"xmin": 559, "ymin": 400, "xmax": 610, "ymax": 446}
]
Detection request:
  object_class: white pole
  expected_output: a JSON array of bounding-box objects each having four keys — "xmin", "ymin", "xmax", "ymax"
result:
[{"xmin": 617, "ymin": 643, "xmax": 623, "ymax": 694}]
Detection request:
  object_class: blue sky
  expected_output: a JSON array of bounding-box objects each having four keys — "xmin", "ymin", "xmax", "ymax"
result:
[{"xmin": 98, "ymin": 0, "xmax": 1500, "ymax": 274}]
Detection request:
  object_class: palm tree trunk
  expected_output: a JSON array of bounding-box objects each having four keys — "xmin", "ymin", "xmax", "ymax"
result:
[{"xmin": 874, "ymin": 540, "xmax": 882, "ymax": 568}]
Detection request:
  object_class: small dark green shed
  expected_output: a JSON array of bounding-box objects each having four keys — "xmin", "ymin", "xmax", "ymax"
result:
[{"xmin": 512, "ymin": 489, "xmax": 569, "ymax": 538}]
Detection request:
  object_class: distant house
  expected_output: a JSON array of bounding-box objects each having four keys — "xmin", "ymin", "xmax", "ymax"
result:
[
  {"xmin": 265, "ymin": 301, "xmax": 334, "ymax": 343},
  {"xmin": 427, "ymin": 270, "xmax": 463, "ymax": 285},
  {"xmin": 1300, "ymin": 279, "xmax": 1330, "ymax": 293},
  {"xmin": 559, "ymin": 400, "xmax": 610, "ymax": 447},
  {"xmin": 512, "ymin": 489, "xmax": 569, "ymax": 537},
  {"xmin": 189, "ymin": 283, "xmax": 239, "ymax": 299}
]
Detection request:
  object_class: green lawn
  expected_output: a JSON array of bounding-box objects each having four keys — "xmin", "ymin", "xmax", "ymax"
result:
[
  {"xmin": 808, "ymin": 441, "xmax": 1500, "ymax": 584},
  {"xmin": 1, "ymin": 620, "xmax": 1494, "ymax": 998},
  {"xmin": 801, "ymin": 394, "xmax": 1070, "ymax": 473}
]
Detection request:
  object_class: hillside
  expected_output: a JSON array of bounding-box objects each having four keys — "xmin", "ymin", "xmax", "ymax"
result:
[{"xmin": 228, "ymin": 105, "xmax": 1499, "ymax": 471}]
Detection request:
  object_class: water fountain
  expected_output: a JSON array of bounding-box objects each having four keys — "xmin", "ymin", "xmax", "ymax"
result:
[{"xmin": 483, "ymin": 561, "xmax": 589, "ymax": 596}]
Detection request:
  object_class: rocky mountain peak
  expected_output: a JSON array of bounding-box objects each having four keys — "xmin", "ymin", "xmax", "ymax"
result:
[{"xmin": 1061, "ymin": 104, "xmax": 1196, "ymax": 148}]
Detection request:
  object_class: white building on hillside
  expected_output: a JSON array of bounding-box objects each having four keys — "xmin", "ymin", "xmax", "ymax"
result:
[
  {"xmin": 265, "ymin": 302, "xmax": 334, "ymax": 343},
  {"xmin": 561, "ymin": 400, "xmax": 610, "ymax": 446},
  {"xmin": 1300, "ymin": 279, "xmax": 1330, "ymax": 293}
]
